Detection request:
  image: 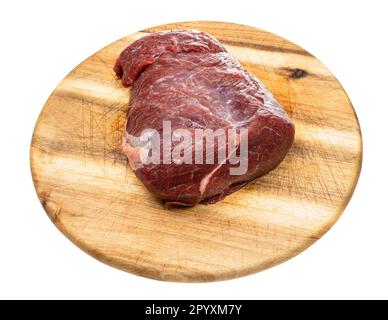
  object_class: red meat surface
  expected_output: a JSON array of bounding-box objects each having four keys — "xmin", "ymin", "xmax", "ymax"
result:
[{"xmin": 115, "ymin": 30, "xmax": 294, "ymax": 207}]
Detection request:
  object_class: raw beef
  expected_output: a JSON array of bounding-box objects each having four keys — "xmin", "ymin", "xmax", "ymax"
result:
[{"xmin": 114, "ymin": 30, "xmax": 295, "ymax": 207}]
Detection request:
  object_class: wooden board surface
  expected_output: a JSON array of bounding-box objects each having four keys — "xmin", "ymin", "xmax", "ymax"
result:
[{"xmin": 30, "ymin": 21, "xmax": 362, "ymax": 282}]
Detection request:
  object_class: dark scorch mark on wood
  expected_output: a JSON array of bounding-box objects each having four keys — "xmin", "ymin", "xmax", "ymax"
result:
[{"xmin": 281, "ymin": 67, "xmax": 309, "ymax": 79}]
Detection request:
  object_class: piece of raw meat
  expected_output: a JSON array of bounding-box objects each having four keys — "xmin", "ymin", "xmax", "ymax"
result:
[{"xmin": 114, "ymin": 30, "xmax": 294, "ymax": 207}]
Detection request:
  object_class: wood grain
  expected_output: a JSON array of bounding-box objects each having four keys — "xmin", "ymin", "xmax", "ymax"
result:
[{"xmin": 30, "ymin": 21, "xmax": 362, "ymax": 282}]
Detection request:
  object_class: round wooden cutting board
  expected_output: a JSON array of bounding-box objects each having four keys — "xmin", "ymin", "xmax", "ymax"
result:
[{"xmin": 30, "ymin": 21, "xmax": 362, "ymax": 282}]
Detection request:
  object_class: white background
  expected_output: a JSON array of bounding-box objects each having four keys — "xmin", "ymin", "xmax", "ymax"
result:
[{"xmin": 0, "ymin": 0, "xmax": 387, "ymax": 300}]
